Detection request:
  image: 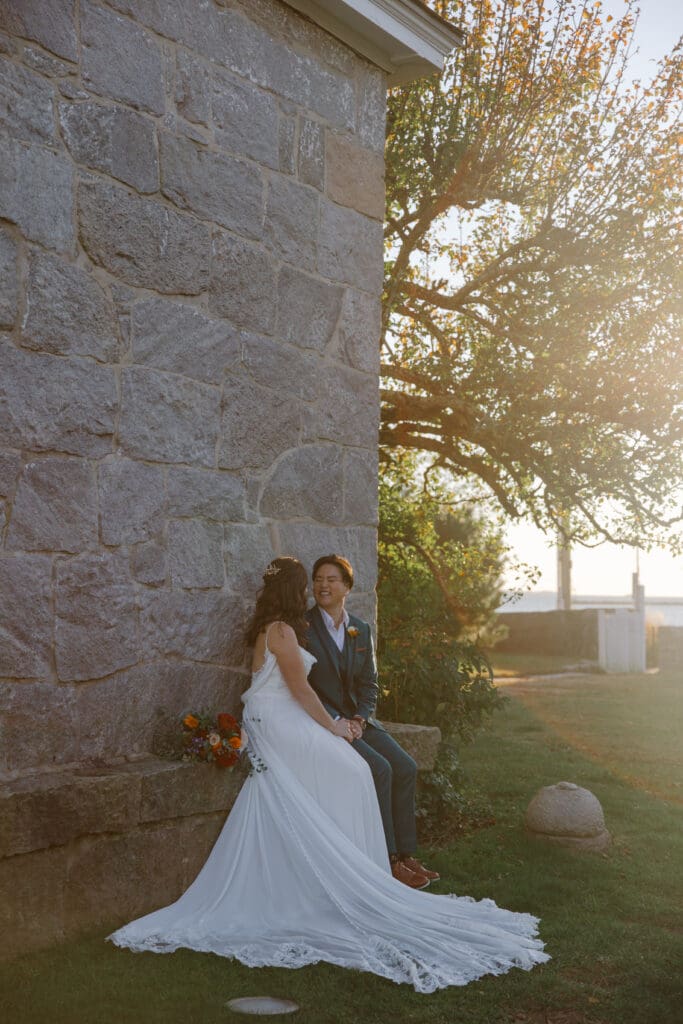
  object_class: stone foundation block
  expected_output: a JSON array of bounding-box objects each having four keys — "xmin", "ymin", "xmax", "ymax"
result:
[
  {"xmin": 382, "ymin": 722, "xmax": 442, "ymax": 772},
  {"xmin": 7, "ymin": 457, "xmax": 98, "ymax": 553},
  {"xmin": 0, "ymin": 135, "xmax": 74, "ymax": 251},
  {"xmin": 0, "ymin": 58, "xmax": 55, "ymax": 144},
  {"xmin": 81, "ymin": 0, "xmax": 164, "ymax": 115},
  {"xmin": 22, "ymin": 250, "xmax": 119, "ymax": 362},
  {"xmin": 79, "ymin": 178, "xmax": 210, "ymax": 294},
  {"xmin": 0, "ymin": 341, "xmax": 117, "ymax": 457},
  {"xmin": 59, "ymin": 100, "xmax": 158, "ymax": 193}
]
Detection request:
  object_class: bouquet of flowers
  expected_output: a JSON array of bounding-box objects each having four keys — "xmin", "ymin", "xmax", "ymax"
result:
[{"xmin": 181, "ymin": 711, "xmax": 242, "ymax": 767}]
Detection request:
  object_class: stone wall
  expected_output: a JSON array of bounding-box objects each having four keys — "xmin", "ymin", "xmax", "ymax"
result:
[
  {"xmin": 0, "ymin": 0, "xmax": 386, "ymax": 777},
  {"xmin": 0, "ymin": 0, "xmax": 388, "ymax": 957}
]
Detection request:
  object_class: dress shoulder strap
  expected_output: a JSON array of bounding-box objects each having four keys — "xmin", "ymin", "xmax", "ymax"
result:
[{"xmin": 264, "ymin": 621, "xmax": 279, "ymax": 653}]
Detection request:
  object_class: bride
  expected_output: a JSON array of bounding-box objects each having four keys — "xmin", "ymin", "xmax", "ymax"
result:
[{"xmin": 109, "ymin": 557, "xmax": 549, "ymax": 992}]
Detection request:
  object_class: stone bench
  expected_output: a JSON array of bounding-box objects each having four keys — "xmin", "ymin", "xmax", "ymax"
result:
[{"xmin": 0, "ymin": 722, "xmax": 440, "ymax": 959}]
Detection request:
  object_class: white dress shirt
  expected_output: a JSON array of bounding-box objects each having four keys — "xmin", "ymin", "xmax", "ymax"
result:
[{"xmin": 319, "ymin": 605, "xmax": 349, "ymax": 652}]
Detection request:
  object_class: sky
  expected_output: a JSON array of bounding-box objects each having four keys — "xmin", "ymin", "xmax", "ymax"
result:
[{"xmin": 504, "ymin": 0, "xmax": 683, "ymax": 598}]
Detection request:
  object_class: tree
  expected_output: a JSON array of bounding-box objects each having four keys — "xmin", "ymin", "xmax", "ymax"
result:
[
  {"xmin": 376, "ymin": 455, "xmax": 535, "ymax": 736},
  {"xmin": 381, "ymin": 0, "xmax": 683, "ymax": 551}
]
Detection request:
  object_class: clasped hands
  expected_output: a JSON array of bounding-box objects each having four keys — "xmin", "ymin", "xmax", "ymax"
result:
[{"xmin": 331, "ymin": 716, "xmax": 364, "ymax": 742}]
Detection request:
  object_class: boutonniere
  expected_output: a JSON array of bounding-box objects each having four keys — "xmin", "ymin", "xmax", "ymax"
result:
[{"xmin": 347, "ymin": 626, "xmax": 359, "ymax": 638}]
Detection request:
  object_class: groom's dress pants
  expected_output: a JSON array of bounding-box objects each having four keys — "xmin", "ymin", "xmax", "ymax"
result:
[{"xmin": 352, "ymin": 727, "xmax": 418, "ymax": 857}]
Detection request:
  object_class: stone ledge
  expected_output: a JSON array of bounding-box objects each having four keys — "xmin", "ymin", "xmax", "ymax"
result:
[
  {"xmin": 0, "ymin": 757, "xmax": 242, "ymax": 859},
  {"xmin": 382, "ymin": 721, "xmax": 441, "ymax": 772}
]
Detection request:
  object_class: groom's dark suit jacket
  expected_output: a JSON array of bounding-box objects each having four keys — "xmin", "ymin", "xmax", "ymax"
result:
[{"xmin": 306, "ymin": 605, "xmax": 386, "ymax": 732}]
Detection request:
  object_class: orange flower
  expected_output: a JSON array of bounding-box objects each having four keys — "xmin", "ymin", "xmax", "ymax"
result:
[
  {"xmin": 216, "ymin": 750, "xmax": 238, "ymax": 767},
  {"xmin": 217, "ymin": 712, "xmax": 238, "ymax": 731},
  {"xmin": 183, "ymin": 714, "xmax": 199, "ymax": 729},
  {"xmin": 228, "ymin": 736, "xmax": 242, "ymax": 749},
  {"xmin": 347, "ymin": 626, "xmax": 359, "ymax": 638}
]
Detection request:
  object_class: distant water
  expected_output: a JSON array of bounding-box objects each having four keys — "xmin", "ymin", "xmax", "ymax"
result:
[{"xmin": 500, "ymin": 590, "xmax": 683, "ymax": 627}]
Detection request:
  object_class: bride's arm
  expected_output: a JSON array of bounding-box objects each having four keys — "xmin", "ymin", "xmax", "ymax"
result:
[{"xmin": 268, "ymin": 623, "xmax": 352, "ymax": 740}]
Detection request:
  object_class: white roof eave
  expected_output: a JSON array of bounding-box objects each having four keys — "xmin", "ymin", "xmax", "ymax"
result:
[{"xmin": 283, "ymin": 0, "xmax": 464, "ymax": 84}]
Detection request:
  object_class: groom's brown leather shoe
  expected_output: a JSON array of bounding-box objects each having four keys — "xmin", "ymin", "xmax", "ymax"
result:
[
  {"xmin": 391, "ymin": 859, "xmax": 430, "ymax": 890},
  {"xmin": 401, "ymin": 856, "xmax": 440, "ymax": 881}
]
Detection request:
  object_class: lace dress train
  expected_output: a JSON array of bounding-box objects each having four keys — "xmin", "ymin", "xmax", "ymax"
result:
[{"xmin": 109, "ymin": 647, "xmax": 549, "ymax": 993}]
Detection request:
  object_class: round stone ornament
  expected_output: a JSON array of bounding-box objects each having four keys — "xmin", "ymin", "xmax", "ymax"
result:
[
  {"xmin": 525, "ymin": 781, "xmax": 611, "ymax": 851},
  {"xmin": 226, "ymin": 996, "xmax": 300, "ymax": 1015}
]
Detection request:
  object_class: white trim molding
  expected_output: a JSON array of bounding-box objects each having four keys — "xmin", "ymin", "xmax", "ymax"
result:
[{"xmin": 284, "ymin": 0, "xmax": 464, "ymax": 84}]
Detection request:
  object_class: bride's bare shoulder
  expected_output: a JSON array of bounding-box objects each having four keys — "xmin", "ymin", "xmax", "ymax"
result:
[{"xmin": 266, "ymin": 620, "xmax": 297, "ymax": 651}]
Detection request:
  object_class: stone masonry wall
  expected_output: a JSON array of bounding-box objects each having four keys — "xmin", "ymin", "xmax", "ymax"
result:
[{"xmin": 0, "ymin": 0, "xmax": 387, "ymax": 779}]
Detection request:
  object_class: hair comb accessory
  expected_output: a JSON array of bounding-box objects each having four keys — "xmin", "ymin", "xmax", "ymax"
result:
[{"xmin": 263, "ymin": 563, "xmax": 282, "ymax": 580}]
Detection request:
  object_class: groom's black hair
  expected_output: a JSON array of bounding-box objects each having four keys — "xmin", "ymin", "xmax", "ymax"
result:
[{"xmin": 312, "ymin": 554, "xmax": 354, "ymax": 589}]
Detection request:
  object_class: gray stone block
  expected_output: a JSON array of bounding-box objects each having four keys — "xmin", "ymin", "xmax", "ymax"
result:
[
  {"xmin": 326, "ymin": 131, "xmax": 385, "ymax": 219},
  {"xmin": 268, "ymin": 48, "xmax": 355, "ymax": 131},
  {"xmin": 224, "ymin": 522, "xmax": 274, "ymax": 593},
  {"xmin": 209, "ymin": 232, "xmax": 276, "ymax": 334},
  {"xmin": 64, "ymin": 820, "xmax": 188, "ymax": 932},
  {"xmin": 264, "ymin": 174, "xmax": 317, "ymax": 271},
  {"xmin": 212, "ymin": 67, "xmax": 279, "ymax": 170},
  {"xmin": 260, "ymin": 444, "xmax": 343, "ymax": 524},
  {"xmin": 343, "ymin": 447, "xmax": 378, "ymax": 526},
  {"xmin": 168, "ymin": 518, "xmax": 224, "ymax": 588},
  {"xmin": 160, "ymin": 132, "xmax": 264, "ymax": 239},
  {"xmin": 0, "ymin": 845, "xmax": 68, "ymax": 957},
  {"xmin": 0, "ymin": 450, "xmax": 22, "ymax": 497},
  {"xmin": 131, "ymin": 297, "xmax": 241, "ymax": 384},
  {"xmin": 0, "ymin": 680, "xmax": 79, "ymax": 772},
  {"xmin": 277, "ymin": 522, "xmax": 377, "ymax": 591},
  {"xmin": 103, "ymin": 0, "xmax": 194, "ymax": 47},
  {"xmin": 0, "ymin": 0, "xmax": 78, "ymax": 62},
  {"xmin": 318, "ymin": 199, "xmax": 383, "ymax": 293},
  {"xmin": 304, "ymin": 364, "xmax": 379, "ymax": 448},
  {"xmin": 130, "ymin": 539, "xmax": 166, "ymax": 585},
  {"xmin": 0, "ymin": 226, "xmax": 18, "ymax": 328},
  {"xmin": 278, "ymin": 114, "xmax": 296, "ymax": 175},
  {"xmin": 218, "ymin": 375, "xmax": 299, "ymax": 471},
  {"xmin": 0, "ymin": 769, "xmax": 140, "ymax": 858},
  {"xmin": 139, "ymin": 760, "xmax": 243, "ymax": 824},
  {"xmin": 140, "ymin": 589, "xmax": 244, "ymax": 664},
  {"xmin": 81, "ymin": 0, "xmax": 164, "ymax": 115},
  {"xmin": 241, "ymin": 334, "xmax": 320, "ymax": 399},
  {"xmin": 59, "ymin": 101, "xmax": 159, "ymax": 193},
  {"xmin": 98, "ymin": 457, "xmax": 165, "ymax": 545},
  {"xmin": 0, "ymin": 58, "xmax": 55, "ymax": 143},
  {"xmin": 55, "ymin": 551, "xmax": 138, "ymax": 681},
  {"xmin": 0, "ymin": 554, "xmax": 52, "ymax": 679},
  {"xmin": 119, "ymin": 366, "xmax": 220, "ymax": 467},
  {"xmin": 79, "ymin": 177, "xmax": 210, "ymax": 294},
  {"xmin": 333, "ymin": 287, "xmax": 381, "ymax": 373},
  {"xmin": 0, "ymin": 135, "xmax": 74, "ymax": 251},
  {"xmin": 276, "ymin": 265, "xmax": 343, "ymax": 353},
  {"xmin": 382, "ymin": 722, "xmax": 441, "ymax": 772},
  {"xmin": 0, "ymin": 340, "xmax": 116, "ymax": 456},
  {"xmin": 21, "ymin": 46, "xmax": 72, "ymax": 78},
  {"xmin": 298, "ymin": 118, "xmax": 324, "ymax": 190},
  {"xmin": 77, "ymin": 662, "xmax": 243, "ymax": 760},
  {"xmin": 167, "ymin": 467, "xmax": 246, "ymax": 521},
  {"xmin": 7, "ymin": 457, "xmax": 98, "ymax": 553},
  {"xmin": 355, "ymin": 66, "xmax": 387, "ymax": 153},
  {"xmin": 175, "ymin": 48, "xmax": 210, "ymax": 125},
  {"xmin": 22, "ymin": 250, "xmax": 118, "ymax": 362}
]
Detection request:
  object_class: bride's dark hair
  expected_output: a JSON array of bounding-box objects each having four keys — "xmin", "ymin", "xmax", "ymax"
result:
[{"xmin": 245, "ymin": 557, "xmax": 309, "ymax": 647}]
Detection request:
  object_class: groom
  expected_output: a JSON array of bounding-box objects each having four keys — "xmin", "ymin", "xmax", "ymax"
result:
[{"xmin": 306, "ymin": 554, "xmax": 439, "ymax": 889}]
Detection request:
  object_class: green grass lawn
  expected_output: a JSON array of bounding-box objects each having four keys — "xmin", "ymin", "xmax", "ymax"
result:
[{"xmin": 5, "ymin": 671, "xmax": 682, "ymax": 1024}]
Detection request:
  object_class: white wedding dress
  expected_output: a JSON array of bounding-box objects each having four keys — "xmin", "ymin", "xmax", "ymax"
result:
[{"xmin": 109, "ymin": 642, "xmax": 550, "ymax": 992}]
